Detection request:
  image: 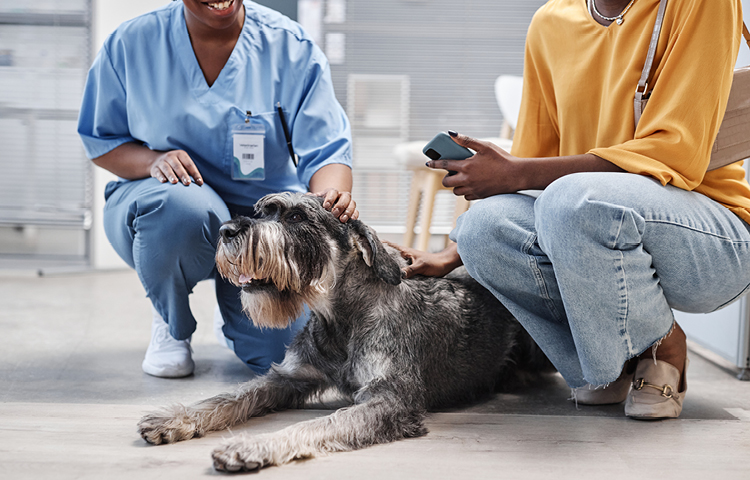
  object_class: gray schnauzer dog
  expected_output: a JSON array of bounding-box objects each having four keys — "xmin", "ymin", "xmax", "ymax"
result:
[{"xmin": 137, "ymin": 192, "xmax": 551, "ymax": 472}]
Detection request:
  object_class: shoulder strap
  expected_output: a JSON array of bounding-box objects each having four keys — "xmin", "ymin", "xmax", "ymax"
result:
[
  {"xmin": 634, "ymin": 0, "xmax": 668, "ymax": 129},
  {"xmin": 635, "ymin": 0, "xmax": 750, "ymax": 129}
]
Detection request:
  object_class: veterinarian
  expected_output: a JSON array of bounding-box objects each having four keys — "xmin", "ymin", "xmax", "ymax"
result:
[
  {"xmin": 77, "ymin": 0, "xmax": 356, "ymax": 378},
  {"xmin": 399, "ymin": 0, "xmax": 750, "ymax": 419}
]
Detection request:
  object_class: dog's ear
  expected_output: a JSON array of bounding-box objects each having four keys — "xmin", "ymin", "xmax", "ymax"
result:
[{"xmin": 349, "ymin": 220, "xmax": 402, "ymax": 285}]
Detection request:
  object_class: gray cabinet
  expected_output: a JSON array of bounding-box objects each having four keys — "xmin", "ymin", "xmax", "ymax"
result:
[{"xmin": 0, "ymin": 0, "xmax": 93, "ymax": 270}]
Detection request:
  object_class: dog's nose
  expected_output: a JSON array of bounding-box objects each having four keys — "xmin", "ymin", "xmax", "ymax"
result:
[{"xmin": 219, "ymin": 224, "xmax": 239, "ymax": 243}]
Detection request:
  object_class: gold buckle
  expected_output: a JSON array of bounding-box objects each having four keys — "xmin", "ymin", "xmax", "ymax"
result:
[
  {"xmin": 661, "ymin": 384, "xmax": 674, "ymax": 398},
  {"xmin": 633, "ymin": 378, "xmax": 673, "ymax": 398}
]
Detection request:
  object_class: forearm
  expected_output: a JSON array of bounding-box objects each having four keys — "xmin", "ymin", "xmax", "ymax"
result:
[
  {"xmin": 439, "ymin": 242, "xmax": 464, "ymax": 272},
  {"xmin": 308, "ymin": 163, "xmax": 353, "ymax": 193},
  {"xmin": 514, "ymin": 153, "xmax": 625, "ymax": 191},
  {"xmin": 91, "ymin": 142, "xmax": 160, "ymax": 180},
  {"xmin": 432, "ymin": 134, "xmax": 627, "ymax": 200}
]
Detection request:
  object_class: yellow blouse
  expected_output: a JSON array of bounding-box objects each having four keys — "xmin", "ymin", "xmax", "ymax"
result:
[{"xmin": 512, "ymin": 0, "xmax": 750, "ymax": 223}]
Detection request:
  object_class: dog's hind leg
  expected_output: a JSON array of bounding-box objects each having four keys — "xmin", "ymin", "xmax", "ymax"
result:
[
  {"xmin": 211, "ymin": 392, "xmax": 427, "ymax": 472},
  {"xmin": 138, "ymin": 353, "xmax": 327, "ymax": 445}
]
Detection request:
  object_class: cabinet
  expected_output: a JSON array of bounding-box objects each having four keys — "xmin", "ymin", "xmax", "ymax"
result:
[{"xmin": 0, "ymin": 0, "xmax": 92, "ymax": 269}]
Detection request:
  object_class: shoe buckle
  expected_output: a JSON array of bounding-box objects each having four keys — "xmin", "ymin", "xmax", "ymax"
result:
[
  {"xmin": 660, "ymin": 384, "xmax": 674, "ymax": 398},
  {"xmin": 632, "ymin": 378, "xmax": 673, "ymax": 398}
]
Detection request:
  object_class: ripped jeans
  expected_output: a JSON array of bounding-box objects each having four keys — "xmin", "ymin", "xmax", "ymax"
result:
[{"xmin": 451, "ymin": 173, "xmax": 750, "ymax": 387}]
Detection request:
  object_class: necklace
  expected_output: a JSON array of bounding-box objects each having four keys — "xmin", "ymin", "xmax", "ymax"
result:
[{"xmin": 589, "ymin": 0, "xmax": 637, "ymax": 25}]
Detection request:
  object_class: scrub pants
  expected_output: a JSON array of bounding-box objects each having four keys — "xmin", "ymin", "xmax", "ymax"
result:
[
  {"xmin": 452, "ymin": 172, "xmax": 750, "ymax": 388},
  {"xmin": 103, "ymin": 178, "xmax": 307, "ymax": 374}
]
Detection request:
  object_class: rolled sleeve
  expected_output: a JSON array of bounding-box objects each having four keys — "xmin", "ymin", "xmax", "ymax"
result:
[
  {"xmin": 589, "ymin": 0, "xmax": 741, "ymax": 190},
  {"xmin": 77, "ymin": 44, "xmax": 137, "ymax": 160},
  {"xmin": 291, "ymin": 48, "xmax": 352, "ymax": 189}
]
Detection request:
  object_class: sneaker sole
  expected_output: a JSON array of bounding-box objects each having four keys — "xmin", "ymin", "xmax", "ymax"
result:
[{"xmin": 142, "ymin": 359, "xmax": 195, "ymax": 378}]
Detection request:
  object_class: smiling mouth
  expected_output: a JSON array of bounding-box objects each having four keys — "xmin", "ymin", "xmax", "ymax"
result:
[{"xmin": 203, "ymin": 0, "xmax": 234, "ymax": 11}]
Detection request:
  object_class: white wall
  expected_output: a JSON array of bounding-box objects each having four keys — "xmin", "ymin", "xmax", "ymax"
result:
[{"xmin": 90, "ymin": 0, "xmax": 168, "ymax": 269}]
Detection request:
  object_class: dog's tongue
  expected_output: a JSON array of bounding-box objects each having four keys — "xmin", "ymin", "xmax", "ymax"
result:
[{"xmin": 239, "ymin": 274, "xmax": 252, "ymax": 284}]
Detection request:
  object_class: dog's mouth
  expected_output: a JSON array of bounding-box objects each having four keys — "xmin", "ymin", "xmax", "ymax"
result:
[{"xmin": 239, "ymin": 273, "xmax": 276, "ymax": 292}]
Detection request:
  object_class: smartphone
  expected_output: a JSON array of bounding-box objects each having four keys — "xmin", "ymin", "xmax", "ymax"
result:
[{"xmin": 422, "ymin": 132, "xmax": 473, "ymax": 161}]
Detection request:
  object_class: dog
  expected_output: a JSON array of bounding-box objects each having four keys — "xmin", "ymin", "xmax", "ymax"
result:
[{"xmin": 137, "ymin": 192, "xmax": 552, "ymax": 472}]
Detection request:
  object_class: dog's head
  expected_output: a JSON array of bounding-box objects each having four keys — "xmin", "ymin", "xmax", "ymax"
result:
[{"xmin": 215, "ymin": 192, "xmax": 401, "ymax": 328}]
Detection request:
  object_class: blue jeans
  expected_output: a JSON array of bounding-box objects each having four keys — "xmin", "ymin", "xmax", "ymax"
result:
[
  {"xmin": 103, "ymin": 178, "xmax": 307, "ymax": 374},
  {"xmin": 452, "ymin": 172, "xmax": 750, "ymax": 387}
]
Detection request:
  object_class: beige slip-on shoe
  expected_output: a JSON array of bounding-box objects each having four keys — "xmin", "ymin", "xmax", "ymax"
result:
[{"xmin": 625, "ymin": 356, "xmax": 688, "ymax": 420}]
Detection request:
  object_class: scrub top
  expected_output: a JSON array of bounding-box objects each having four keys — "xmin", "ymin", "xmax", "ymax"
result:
[{"xmin": 78, "ymin": 0, "xmax": 352, "ymax": 207}]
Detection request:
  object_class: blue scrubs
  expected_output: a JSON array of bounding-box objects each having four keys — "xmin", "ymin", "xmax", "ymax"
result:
[{"xmin": 78, "ymin": 1, "xmax": 352, "ymax": 373}]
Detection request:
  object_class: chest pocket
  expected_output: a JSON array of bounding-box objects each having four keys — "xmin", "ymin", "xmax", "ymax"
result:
[{"xmin": 223, "ymin": 107, "xmax": 295, "ymax": 181}]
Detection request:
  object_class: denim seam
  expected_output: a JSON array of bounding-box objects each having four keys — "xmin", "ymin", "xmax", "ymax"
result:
[
  {"xmin": 524, "ymin": 233, "xmax": 564, "ymax": 324},
  {"xmin": 644, "ymin": 218, "xmax": 750, "ymax": 244},
  {"xmin": 615, "ymin": 250, "xmax": 634, "ymax": 356},
  {"xmin": 611, "ymin": 208, "xmax": 634, "ymax": 356}
]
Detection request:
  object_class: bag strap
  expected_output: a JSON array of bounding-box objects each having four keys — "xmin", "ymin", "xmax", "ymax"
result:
[
  {"xmin": 633, "ymin": 0, "xmax": 668, "ymax": 129},
  {"xmin": 634, "ymin": 0, "xmax": 750, "ymax": 129}
]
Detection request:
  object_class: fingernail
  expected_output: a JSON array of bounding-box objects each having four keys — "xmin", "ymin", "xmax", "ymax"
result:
[
  {"xmin": 332, "ymin": 208, "xmax": 341, "ymax": 216},
  {"xmin": 341, "ymin": 215, "xmax": 348, "ymax": 222},
  {"xmin": 323, "ymin": 202, "xmax": 331, "ymax": 209},
  {"xmin": 425, "ymin": 162, "xmax": 430, "ymax": 167},
  {"xmin": 401, "ymin": 270, "xmax": 407, "ymax": 278},
  {"xmin": 448, "ymin": 130, "xmax": 458, "ymax": 137}
]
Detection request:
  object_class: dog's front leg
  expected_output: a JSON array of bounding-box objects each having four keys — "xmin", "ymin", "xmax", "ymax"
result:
[
  {"xmin": 138, "ymin": 355, "xmax": 326, "ymax": 445},
  {"xmin": 211, "ymin": 393, "xmax": 427, "ymax": 472}
]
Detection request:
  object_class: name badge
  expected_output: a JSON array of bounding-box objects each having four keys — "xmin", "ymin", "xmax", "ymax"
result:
[{"xmin": 232, "ymin": 122, "xmax": 265, "ymax": 181}]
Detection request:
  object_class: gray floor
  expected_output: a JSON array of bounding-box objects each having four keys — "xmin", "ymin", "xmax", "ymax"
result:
[{"xmin": 1, "ymin": 270, "xmax": 749, "ymax": 480}]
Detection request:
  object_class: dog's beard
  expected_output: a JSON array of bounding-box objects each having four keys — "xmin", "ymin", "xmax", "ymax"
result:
[
  {"xmin": 216, "ymin": 223, "xmax": 337, "ymax": 329},
  {"xmin": 240, "ymin": 289, "xmax": 308, "ymax": 329}
]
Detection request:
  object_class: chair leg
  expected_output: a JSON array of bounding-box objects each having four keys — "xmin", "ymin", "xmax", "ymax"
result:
[
  {"xmin": 403, "ymin": 171, "xmax": 424, "ymax": 248},
  {"xmin": 500, "ymin": 120, "xmax": 513, "ymax": 140},
  {"xmin": 416, "ymin": 171, "xmax": 444, "ymax": 252}
]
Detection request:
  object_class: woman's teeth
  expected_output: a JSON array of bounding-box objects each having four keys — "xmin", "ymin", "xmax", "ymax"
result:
[{"xmin": 206, "ymin": 0, "xmax": 233, "ymax": 11}]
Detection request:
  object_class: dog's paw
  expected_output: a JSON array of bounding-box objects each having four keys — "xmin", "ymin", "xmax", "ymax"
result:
[
  {"xmin": 137, "ymin": 405, "xmax": 201, "ymax": 445},
  {"xmin": 211, "ymin": 436, "xmax": 272, "ymax": 472}
]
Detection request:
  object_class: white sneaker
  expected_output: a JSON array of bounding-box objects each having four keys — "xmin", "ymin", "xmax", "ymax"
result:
[
  {"xmin": 213, "ymin": 304, "xmax": 233, "ymax": 350},
  {"xmin": 142, "ymin": 307, "xmax": 195, "ymax": 378}
]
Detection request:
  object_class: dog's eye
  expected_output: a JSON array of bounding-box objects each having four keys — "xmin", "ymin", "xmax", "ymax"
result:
[{"xmin": 288, "ymin": 213, "xmax": 305, "ymax": 223}]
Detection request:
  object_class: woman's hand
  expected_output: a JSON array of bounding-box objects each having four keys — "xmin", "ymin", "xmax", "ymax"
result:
[
  {"xmin": 425, "ymin": 132, "xmax": 525, "ymax": 200},
  {"xmin": 427, "ymin": 131, "xmax": 626, "ymax": 197},
  {"xmin": 387, "ymin": 242, "xmax": 463, "ymax": 279},
  {"xmin": 149, "ymin": 150, "xmax": 204, "ymax": 186},
  {"xmin": 313, "ymin": 188, "xmax": 359, "ymax": 223}
]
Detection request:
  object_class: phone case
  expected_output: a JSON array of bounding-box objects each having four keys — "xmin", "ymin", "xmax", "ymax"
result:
[{"xmin": 422, "ymin": 132, "xmax": 473, "ymax": 160}]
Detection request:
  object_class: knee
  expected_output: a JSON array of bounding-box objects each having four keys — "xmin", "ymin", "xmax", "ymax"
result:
[
  {"xmin": 453, "ymin": 198, "xmax": 501, "ymax": 266},
  {"xmin": 535, "ymin": 173, "xmax": 645, "ymax": 252},
  {"xmin": 453, "ymin": 195, "xmax": 531, "ymax": 277},
  {"xmin": 134, "ymin": 182, "xmax": 230, "ymax": 243}
]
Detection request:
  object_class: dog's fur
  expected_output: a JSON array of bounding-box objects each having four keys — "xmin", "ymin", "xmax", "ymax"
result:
[{"xmin": 137, "ymin": 192, "xmax": 552, "ymax": 472}]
